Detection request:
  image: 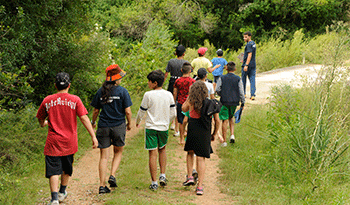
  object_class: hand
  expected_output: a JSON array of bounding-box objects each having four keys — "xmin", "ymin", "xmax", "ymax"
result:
[
  {"xmin": 126, "ymin": 123, "xmax": 132, "ymax": 131},
  {"xmin": 92, "ymin": 137, "xmax": 98, "ymax": 149},
  {"xmin": 43, "ymin": 120, "xmax": 48, "ymax": 127},
  {"xmin": 243, "ymin": 66, "xmax": 248, "ymax": 72}
]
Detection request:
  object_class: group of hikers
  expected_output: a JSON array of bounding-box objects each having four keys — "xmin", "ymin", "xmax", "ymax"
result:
[{"xmin": 36, "ymin": 31, "xmax": 256, "ymax": 204}]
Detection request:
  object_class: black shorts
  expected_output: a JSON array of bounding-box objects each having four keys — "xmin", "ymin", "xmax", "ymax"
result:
[
  {"xmin": 176, "ymin": 103, "xmax": 185, "ymax": 124},
  {"xmin": 96, "ymin": 123, "xmax": 126, "ymax": 148},
  {"xmin": 45, "ymin": 154, "xmax": 74, "ymax": 178}
]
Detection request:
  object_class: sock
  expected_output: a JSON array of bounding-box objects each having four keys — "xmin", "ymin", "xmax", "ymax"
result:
[
  {"xmin": 59, "ymin": 184, "xmax": 67, "ymax": 194},
  {"xmin": 160, "ymin": 173, "xmax": 166, "ymax": 178},
  {"xmin": 51, "ymin": 192, "xmax": 58, "ymax": 201},
  {"xmin": 152, "ymin": 181, "xmax": 158, "ymax": 185}
]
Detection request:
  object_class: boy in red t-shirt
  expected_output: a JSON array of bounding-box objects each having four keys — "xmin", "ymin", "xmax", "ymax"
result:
[
  {"xmin": 36, "ymin": 72, "xmax": 98, "ymax": 205},
  {"xmin": 173, "ymin": 62, "xmax": 195, "ymax": 145}
]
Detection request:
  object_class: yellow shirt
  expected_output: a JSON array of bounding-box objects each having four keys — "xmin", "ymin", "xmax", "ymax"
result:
[{"xmin": 191, "ymin": 57, "xmax": 212, "ymax": 76}]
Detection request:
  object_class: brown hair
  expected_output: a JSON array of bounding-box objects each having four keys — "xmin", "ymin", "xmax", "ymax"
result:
[{"xmin": 188, "ymin": 81, "xmax": 208, "ymax": 113}]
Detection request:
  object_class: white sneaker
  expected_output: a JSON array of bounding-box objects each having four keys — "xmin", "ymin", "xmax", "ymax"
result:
[
  {"xmin": 48, "ymin": 200, "xmax": 59, "ymax": 205},
  {"xmin": 173, "ymin": 131, "xmax": 180, "ymax": 137},
  {"xmin": 58, "ymin": 191, "xmax": 68, "ymax": 202},
  {"xmin": 221, "ymin": 142, "xmax": 227, "ymax": 147},
  {"xmin": 230, "ymin": 135, "xmax": 235, "ymax": 143}
]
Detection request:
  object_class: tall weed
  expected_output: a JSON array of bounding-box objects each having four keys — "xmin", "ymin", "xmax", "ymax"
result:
[{"xmin": 267, "ymin": 31, "xmax": 350, "ymax": 200}]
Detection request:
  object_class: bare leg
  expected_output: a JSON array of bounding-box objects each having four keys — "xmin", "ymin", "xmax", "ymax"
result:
[
  {"xmin": 222, "ymin": 120, "xmax": 228, "ymax": 143},
  {"xmin": 175, "ymin": 118, "xmax": 179, "ymax": 133},
  {"xmin": 149, "ymin": 149, "xmax": 158, "ymax": 181},
  {"xmin": 110, "ymin": 146, "xmax": 124, "ymax": 176},
  {"xmin": 179, "ymin": 122, "xmax": 185, "ymax": 145},
  {"xmin": 49, "ymin": 175, "xmax": 59, "ymax": 192},
  {"xmin": 99, "ymin": 148, "xmax": 109, "ymax": 187},
  {"xmin": 213, "ymin": 82, "xmax": 217, "ymax": 93},
  {"xmin": 61, "ymin": 172, "xmax": 70, "ymax": 186},
  {"xmin": 158, "ymin": 146, "xmax": 167, "ymax": 174},
  {"xmin": 229, "ymin": 117, "xmax": 235, "ymax": 136},
  {"xmin": 196, "ymin": 156, "xmax": 205, "ymax": 188},
  {"xmin": 186, "ymin": 151, "xmax": 195, "ymax": 177}
]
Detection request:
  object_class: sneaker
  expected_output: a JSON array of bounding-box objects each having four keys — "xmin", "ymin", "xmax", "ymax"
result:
[
  {"xmin": 58, "ymin": 191, "xmax": 67, "ymax": 202},
  {"xmin": 196, "ymin": 187, "xmax": 204, "ymax": 195},
  {"xmin": 149, "ymin": 183, "xmax": 158, "ymax": 191},
  {"xmin": 250, "ymin": 96, "xmax": 256, "ymax": 100},
  {"xmin": 192, "ymin": 169, "xmax": 198, "ymax": 182},
  {"xmin": 230, "ymin": 135, "xmax": 235, "ymax": 143},
  {"xmin": 221, "ymin": 142, "xmax": 227, "ymax": 147},
  {"xmin": 170, "ymin": 124, "xmax": 175, "ymax": 130},
  {"xmin": 183, "ymin": 176, "xmax": 195, "ymax": 186},
  {"xmin": 173, "ymin": 131, "xmax": 180, "ymax": 137},
  {"xmin": 48, "ymin": 200, "xmax": 59, "ymax": 205},
  {"xmin": 159, "ymin": 176, "xmax": 168, "ymax": 187},
  {"xmin": 99, "ymin": 186, "xmax": 111, "ymax": 194},
  {"xmin": 108, "ymin": 175, "xmax": 118, "ymax": 187}
]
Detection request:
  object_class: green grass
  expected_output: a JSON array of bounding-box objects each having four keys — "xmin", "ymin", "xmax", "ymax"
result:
[{"xmin": 217, "ymin": 104, "xmax": 350, "ymax": 204}]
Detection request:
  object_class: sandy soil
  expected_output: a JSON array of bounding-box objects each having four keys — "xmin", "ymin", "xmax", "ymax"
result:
[{"xmin": 39, "ymin": 64, "xmax": 322, "ymax": 204}]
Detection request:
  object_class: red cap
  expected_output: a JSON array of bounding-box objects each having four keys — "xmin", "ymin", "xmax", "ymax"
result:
[
  {"xmin": 198, "ymin": 47, "xmax": 208, "ymax": 55},
  {"xmin": 105, "ymin": 64, "xmax": 126, "ymax": 81}
]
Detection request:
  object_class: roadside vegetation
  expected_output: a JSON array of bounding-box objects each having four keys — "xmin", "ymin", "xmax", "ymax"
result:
[{"xmin": 1, "ymin": 0, "xmax": 350, "ymax": 204}]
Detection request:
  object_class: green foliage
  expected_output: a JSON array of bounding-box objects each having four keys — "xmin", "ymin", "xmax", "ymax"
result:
[
  {"xmin": 114, "ymin": 20, "xmax": 175, "ymax": 95},
  {"xmin": 0, "ymin": 0, "xmax": 113, "ymax": 109}
]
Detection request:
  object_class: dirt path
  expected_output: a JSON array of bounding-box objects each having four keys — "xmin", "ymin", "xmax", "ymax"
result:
[{"xmin": 40, "ymin": 64, "xmax": 322, "ymax": 204}]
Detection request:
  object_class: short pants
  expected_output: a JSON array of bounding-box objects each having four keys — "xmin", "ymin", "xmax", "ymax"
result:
[
  {"xmin": 45, "ymin": 154, "xmax": 74, "ymax": 178},
  {"xmin": 219, "ymin": 105, "xmax": 237, "ymax": 120},
  {"xmin": 145, "ymin": 129, "xmax": 168, "ymax": 150},
  {"xmin": 176, "ymin": 103, "xmax": 185, "ymax": 124},
  {"xmin": 96, "ymin": 123, "xmax": 126, "ymax": 148}
]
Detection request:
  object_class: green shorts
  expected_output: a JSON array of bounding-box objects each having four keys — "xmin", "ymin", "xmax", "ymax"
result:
[
  {"xmin": 145, "ymin": 129, "xmax": 168, "ymax": 150},
  {"xmin": 219, "ymin": 105, "xmax": 237, "ymax": 121}
]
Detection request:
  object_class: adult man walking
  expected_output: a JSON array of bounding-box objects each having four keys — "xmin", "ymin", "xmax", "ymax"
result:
[{"xmin": 241, "ymin": 31, "xmax": 256, "ymax": 100}]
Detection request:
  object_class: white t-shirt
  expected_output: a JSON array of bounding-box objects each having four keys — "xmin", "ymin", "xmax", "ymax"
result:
[
  {"xmin": 205, "ymin": 81, "xmax": 214, "ymax": 98},
  {"xmin": 136, "ymin": 89, "xmax": 176, "ymax": 131}
]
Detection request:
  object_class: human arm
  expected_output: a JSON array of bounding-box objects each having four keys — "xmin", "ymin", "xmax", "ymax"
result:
[
  {"xmin": 238, "ymin": 78, "xmax": 245, "ymax": 109},
  {"xmin": 38, "ymin": 118, "xmax": 48, "ymax": 127},
  {"xmin": 182, "ymin": 97, "xmax": 190, "ymax": 112},
  {"xmin": 243, "ymin": 52, "xmax": 252, "ymax": 72},
  {"xmin": 173, "ymin": 87, "xmax": 178, "ymax": 102},
  {"xmin": 91, "ymin": 108, "xmax": 100, "ymax": 128},
  {"xmin": 170, "ymin": 96, "xmax": 176, "ymax": 123},
  {"xmin": 215, "ymin": 77, "xmax": 222, "ymax": 96},
  {"xmin": 79, "ymin": 115, "xmax": 98, "ymax": 149},
  {"xmin": 211, "ymin": 113, "xmax": 220, "ymax": 141},
  {"xmin": 135, "ymin": 93, "xmax": 148, "ymax": 127},
  {"xmin": 164, "ymin": 71, "xmax": 169, "ymax": 82},
  {"xmin": 207, "ymin": 64, "xmax": 220, "ymax": 73},
  {"xmin": 125, "ymin": 107, "xmax": 132, "ymax": 130}
]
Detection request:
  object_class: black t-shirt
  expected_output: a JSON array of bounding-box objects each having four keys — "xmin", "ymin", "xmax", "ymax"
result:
[{"xmin": 166, "ymin": 59, "xmax": 189, "ymax": 77}]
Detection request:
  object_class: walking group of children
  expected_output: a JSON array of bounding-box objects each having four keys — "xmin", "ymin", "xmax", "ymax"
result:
[{"xmin": 37, "ymin": 32, "xmax": 255, "ymax": 204}]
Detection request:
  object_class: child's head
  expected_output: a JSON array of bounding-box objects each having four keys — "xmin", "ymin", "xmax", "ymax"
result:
[
  {"xmin": 226, "ymin": 61, "xmax": 236, "ymax": 72},
  {"xmin": 105, "ymin": 64, "xmax": 126, "ymax": 83},
  {"xmin": 175, "ymin": 45, "xmax": 186, "ymax": 57},
  {"xmin": 216, "ymin": 49, "xmax": 223, "ymax": 57},
  {"xmin": 55, "ymin": 72, "xmax": 71, "ymax": 91},
  {"xmin": 181, "ymin": 62, "xmax": 192, "ymax": 74},
  {"xmin": 197, "ymin": 47, "xmax": 208, "ymax": 57},
  {"xmin": 147, "ymin": 70, "xmax": 165, "ymax": 89},
  {"xmin": 188, "ymin": 81, "xmax": 208, "ymax": 112},
  {"xmin": 197, "ymin": 68, "xmax": 207, "ymax": 80}
]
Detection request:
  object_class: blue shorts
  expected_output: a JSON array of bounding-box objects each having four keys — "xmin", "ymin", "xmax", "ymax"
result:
[{"xmin": 176, "ymin": 103, "xmax": 185, "ymax": 124}]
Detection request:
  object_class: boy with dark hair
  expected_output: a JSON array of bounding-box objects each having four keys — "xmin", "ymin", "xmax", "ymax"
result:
[
  {"xmin": 216, "ymin": 62, "xmax": 245, "ymax": 147},
  {"xmin": 173, "ymin": 62, "xmax": 196, "ymax": 145},
  {"xmin": 36, "ymin": 72, "xmax": 98, "ymax": 205},
  {"xmin": 136, "ymin": 70, "xmax": 176, "ymax": 191},
  {"xmin": 164, "ymin": 45, "xmax": 189, "ymax": 136},
  {"xmin": 242, "ymin": 31, "xmax": 257, "ymax": 100},
  {"xmin": 209, "ymin": 49, "xmax": 228, "ymax": 91}
]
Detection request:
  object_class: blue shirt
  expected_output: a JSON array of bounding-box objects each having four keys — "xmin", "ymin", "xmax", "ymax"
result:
[
  {"xmin": 211, "ymin": 57, "xmax": 228, "ymax": 76},
  {"xmin": 243, "ymin": 40, "xmax": 256, "ymax": 68},
  {"xmin": 91, "ymin": 85, "xmax": 132, "ymax": 127}
]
